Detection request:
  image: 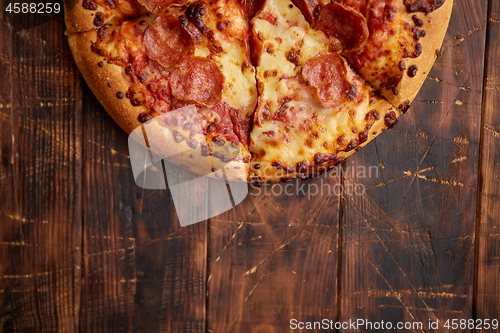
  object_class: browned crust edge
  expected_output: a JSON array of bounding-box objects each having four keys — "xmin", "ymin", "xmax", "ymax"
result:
[
  {"xmin": 248, "ymin": 99, "xmax": 398, "ymax": 183},
  {"xmin": 64, "ymin": 0, "xmax": 104, "ymax": 34},
  {"xmin": 68, "ymin": 31, "xmax": 147, "ymax": 133},
  {"xmin": 383, "ymin": 0, "xmax": 454, "ymax": 109},
  {"xmin": 64, "ymin": 0, "xmax": 146, "ymax": 34}
]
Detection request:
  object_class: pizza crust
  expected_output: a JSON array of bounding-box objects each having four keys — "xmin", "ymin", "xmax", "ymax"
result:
[
  {"xmin": 69, "ymin": 30, "xmax": 147, "ymax": 133},
  {"xmin": 383, "ymin": 0, "xmax": 453, "ymax": 109},
  {"xmin": 64, "ymin": 0, "xmax": 146, "ymax": 34},
  {"xmin": 64, "ymin": 0, "xmax": 98, "ymax": 33}
]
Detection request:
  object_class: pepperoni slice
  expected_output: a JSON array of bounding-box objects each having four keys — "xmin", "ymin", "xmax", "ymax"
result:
[
  {"xmin": 144, "ymin": 16, "xmax": 194, "ymax": 69},
  {"xmin": 137, "ymin": 0, "xmax": 187, "ymax": 13},
  {"xmin": 170, "ymin": 57, "xmax": 224, "ymax": 108},
  {"xmin": 244, "ymin": 0, "xmax": 266, "ymax": 19},
  {"xmin": 315, "ymin": 2, "xmax": 369, "ymax": 53},
  {"xmin": 302, "ymin": 53, "xmax": 352, "ymax": 109}
]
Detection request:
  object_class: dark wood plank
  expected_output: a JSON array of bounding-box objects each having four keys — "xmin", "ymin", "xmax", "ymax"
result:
[
  {"xmin": 208, "ymin": 175, "xmax": 341, "ymax": 332},
  {"xmin": 339, "ymin": 0, "xmax": 488, "ymax": 328},
  {"xmin": 475, "ymin": 0, "xmax": 500, "ymax": 321},
  {"xmin": 0, "ymin": 14, "xmax": 82, "ymax": 333},
  {"xmin": 80, "ymin": 84, "xmax": 206, "ymax": 332}
]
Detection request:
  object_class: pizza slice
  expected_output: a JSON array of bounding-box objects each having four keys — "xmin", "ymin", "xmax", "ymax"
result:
[
  {"xmin": 248, "ymin": 0, "xmax": 399, "ymax": 183},
  {"xmin": 68, "ymin": 0, "xmax": 257, "ymax": 180},
  {"xmin": 301, "ymin": 0, "xmax": 453, "ymax": 110}
]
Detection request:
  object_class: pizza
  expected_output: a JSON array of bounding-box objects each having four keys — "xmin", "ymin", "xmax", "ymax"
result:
[{"xmin": 64, "ymin": 0, "xmax": 453, "ymax": 183}]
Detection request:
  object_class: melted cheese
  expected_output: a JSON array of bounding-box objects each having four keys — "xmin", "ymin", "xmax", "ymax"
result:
[{"xmin": 252, "ymin": 1, "xmax": 333, "ymax": 112}]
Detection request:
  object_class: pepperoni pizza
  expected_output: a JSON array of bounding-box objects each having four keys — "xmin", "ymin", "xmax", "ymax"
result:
[{"xmin": 64, "ymin": 0, "xmax": 453, "ymax": 183}]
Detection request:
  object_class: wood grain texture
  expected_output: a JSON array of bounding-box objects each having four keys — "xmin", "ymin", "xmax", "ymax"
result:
[
  {"xmin": 0, "ymin": 12, "xmax": 82, "ymax": 333},
  {"xmin": 476, "ymin": 0, "xmax": 500, "ymax": 321},
  {"xmin": 207, "ymin": 175, "xmax": 341, "ymax": 332},
  {"xmin": 80, "ymin": 86, "xmax": 206, "ymax": 332},
  {"xmin": 1, "ymin": 0, "xmax": 500, "ymax": 330},
  {"xmin": 339, "ymin": 0, "xmax": 488, "ymax": 327}
]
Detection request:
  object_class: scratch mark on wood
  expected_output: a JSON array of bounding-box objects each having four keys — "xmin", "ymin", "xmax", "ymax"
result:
[
  {"xmin": 424, "ymin": 100, "xmax": 446, "ymax": 104},
  {"xmin": 454, "ymin": 135, "xmax": 470, "ymax": 144},
  {"xmin": 403, "ymin": 170, "xmax": 466, "ymax": 187},
  {"xmin": 367, "ymin": 174, "xmax": 411, "ymax": 190},
  {"xmin": 228, "ymin": 312, "xmax": 241, "ymax": 332},
  {"xmin": 0, "ymin": 268, "xmax": 75, "ymax": 280},
  {"xmin": 244, "ymin": 195, "xmax": 331, "ymax": 275},
  {"xmin": 378, "ymin": 305, "xmax": 464, "ymax": 313},
  {"xmin": 485, "ymin": 126, "xmax": 500, "ymax": 139},
  {"xmin": 214, "ymin": 222, "xmax": 244, "ymax": 262},
  {"xmin": 345, "ymin": 234, "xmax": 427, "ymax": 331},
  {"xmin": 87, "ymin": 140, "xmax": 130, "ymax": 158},
  {"xmin": 489, "ymin": 16, "xmax": 500, "ymax": 24},
  {"xmin": 424, "ymin": 225, "xmax": 441, "ymax": 285},
  {"xmin": 244, "ymin": 278, "xmax": 262, "ymax": 302},
  {"xmin": 373, "ymin": 141, "xmax": 386, "ymax": 185},
  {"xmin": 485, "ymin": 77, "xmax": 500, "ymax": 90},
  {"xmin": 427, "ymin": 76, "xmax": 471, "ymax": 91},
  {"xmin": 451, "ymin": 156, "xmax": 468, "ymax": 164},
  {"xmin": 440, "ymin": 23, "xmax": 486, "ymax": 55},
  {"xmin": 243, "ymin": 241, "xmax": 290, "ymax": 276},
  {"xmin": 347, "ymin": 200, "xmax": 445, "ymax": 322},
  {"xmin": 2, "ymin": 212, "xmax": 49, "ymax": 224},
  {"xmin": 400, "ymin": 155, "xmax": 467, "ymax": 177},
  {"xmin": 344, "ymin": 288, "xmax": 466, "ymax": 299},
  {"xmin": 389, "ymin": 88, "xmax": 461, "ymax": 233},
  {"xmin": 453, "ymin": 26, "xmax": 483, "ymax": 47},
  {"xmin": 240, "ymin": 195, "xmax": 268, "ymax": 221},
  {"xmin": 90, "ymin": 235, "xmax": 136, "ymax": 242}
]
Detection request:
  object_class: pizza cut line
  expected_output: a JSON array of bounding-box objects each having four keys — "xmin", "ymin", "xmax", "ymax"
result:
[{"xmin": 64, "ymin": 0, "xmax": 453, "ymax": 183}]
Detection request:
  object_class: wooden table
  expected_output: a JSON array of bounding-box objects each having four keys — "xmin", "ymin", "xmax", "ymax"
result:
[{"xmin": 0, "ymin": 0, "xmax": 499, "ymax": 331}]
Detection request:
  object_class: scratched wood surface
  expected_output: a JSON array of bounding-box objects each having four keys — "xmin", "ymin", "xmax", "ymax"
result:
[
  {"xmin": 339, "ymin": 0, "xmax": 488, "ymax": 328},
  {"xmin": 0, "ymin": 9, "xmax": 82, "ymax": 332},
  {"xmin": 207, "ymin": 175, "xmax": 341, "ymax": 332},
  {"xmin": 476, "ymin": 0, "xmax": 500, "ymax": 323},
  {"xmin": 79, "ymin": 67, "xmax": 207, "ymax": 332},
  {"xmin": 0, "ymin": 0, "xmax": 499, "ymax": 332}
]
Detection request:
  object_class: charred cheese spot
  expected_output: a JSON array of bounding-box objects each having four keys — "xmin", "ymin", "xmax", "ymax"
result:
[
  {"xmin": 93, "ymin": 12, "xmax": 105, "ymax": 26},
  {"xmin": 384, "ymin": 110, "xmax": 399, "ymax": 128},
  {"xmin": 398, "ymin": 100, "xmax": 411, "ymax": 113},
  {"xmin": 82, "ymin": 0, "xmax": 97, "ymax": 10},
  {"xmin": 407, "ymin": 64, "xmax": 418, "ymax": 77}
]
